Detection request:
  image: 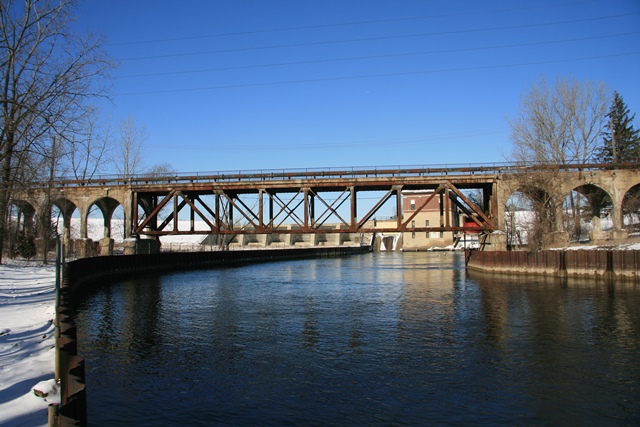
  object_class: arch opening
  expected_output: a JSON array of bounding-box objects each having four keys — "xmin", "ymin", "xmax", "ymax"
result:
[
  {"xmin": 562, "ymin": 185, "xmax": 613, "ymax": 243},
  {"xmin": 622, "ymin": 184, "xmax": 640, "ymax": 233},
  {"xmin": 6, "ymin": 200, "xmax": 36, "ymax": 259},
  {"xmin": 504, "ymin": 185, "xmax": 556, "ymax": 250}
]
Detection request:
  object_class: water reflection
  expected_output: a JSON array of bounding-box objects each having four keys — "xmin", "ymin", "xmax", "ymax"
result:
[{"xmin": 75, "ymin": 252, "xmax": 640, "ymax": 426}]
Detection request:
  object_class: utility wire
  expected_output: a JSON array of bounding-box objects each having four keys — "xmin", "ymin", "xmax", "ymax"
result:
[
  {"xmin": 114, "ymin": 31, "xmax": 639, "ymax": 79},
  {"xmin": 148, "ymin": 128, "xmax": 507, "ymax": 152},
  {"xmin": 118, "ymin": 12, "xmax": 639, "ymax": 62},
  {"xmin": 116, "ymin": 51, "xmax": 640, "ymax": 96},
  {"xmin": 105, "ymin": 2, "xmax": 591, "ymax": 47}
]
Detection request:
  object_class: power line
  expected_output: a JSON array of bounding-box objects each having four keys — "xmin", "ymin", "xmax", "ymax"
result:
[
  {"xmin": 114, "ymin": 32, "xmax": 640, "ymax": 79},
  {"xmin": 148, "ymin": 129, "xmax": 508, "ymax": 152},
  {"xmin": 116, "ymin": 51, "xmax": 640, "ymax": 96},
  {"xmin": 118, "ymin": 12, "xmax": 639, "ymax": 62},
  {"xmin": 105, "ymin": 2, "xmax": 591, "ymax": 47}
]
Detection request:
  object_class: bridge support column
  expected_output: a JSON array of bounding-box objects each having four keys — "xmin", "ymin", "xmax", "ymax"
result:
[
  {"xmin": 123, "ymin": 237, "xmax": 160, "ymax": 255},
  {"xmin": 612, "ymin": 229, "xmax": 629, "ymax": 240},
  {"xmin": 487, "ymin": 231, "xmax": 507, "ymax": 251},
  {"xmin": 99, "ymin": 237, "xmax": 114, "ymax": 256},
  {"xmin": 611, "ymin": 199, "xmax": 629, "ymax": 240},
  {"xmin": 75, "ymin": 238, "xmax": 95, "ymax": 258},
  {"xmin": 589, "ymin": 215, "xmax": 606, "ymax": 242}
]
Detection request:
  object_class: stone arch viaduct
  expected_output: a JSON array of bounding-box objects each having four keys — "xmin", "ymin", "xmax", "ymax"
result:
[{"xmin": 9, "ymin": 164, "xmax": 640, "ymax": 255}]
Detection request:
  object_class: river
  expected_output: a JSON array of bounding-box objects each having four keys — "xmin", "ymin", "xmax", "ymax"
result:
[{"xmin": 74, "ymin": 251, "xmax": 640, "ymax": 426}]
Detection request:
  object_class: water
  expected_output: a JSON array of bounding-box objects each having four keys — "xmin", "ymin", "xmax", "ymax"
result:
[{"xmin": 74, "ymin": 252, "xmax": 640, "ymax": 426}]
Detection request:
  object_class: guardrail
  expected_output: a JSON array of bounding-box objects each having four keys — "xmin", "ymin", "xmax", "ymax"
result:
[{"xmin": 31, "ymin": 161, "xmax": 640, "ymax": 189}]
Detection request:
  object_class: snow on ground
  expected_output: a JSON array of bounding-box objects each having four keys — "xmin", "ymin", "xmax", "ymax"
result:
[
  {"xmin": 69, "ymin": 217, "xmax": 208, "ymax": 245},
  {"xmin": 0, "ymin": 261, "xmax": 58, "ymax": 427}
]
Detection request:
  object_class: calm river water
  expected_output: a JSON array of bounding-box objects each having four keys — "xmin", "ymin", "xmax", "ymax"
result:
[{"xmin": 74, "ymin": 252, "xmax": 640, "ymax": 426}]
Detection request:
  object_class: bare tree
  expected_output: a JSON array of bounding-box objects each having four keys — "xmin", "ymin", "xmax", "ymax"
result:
[
  {"xmin": 508, "ymin": 76, "xmax": 609, "ymax": 166},
  {"xmin": 115, "ymin": 116, "xmax": 147, "ymax": 177},
  {"xmin": 67, "ymin": 106, "xmax": 113, "ymax": 180},
  {"xmin": 0, "ymin": 0, "xmax": 113, "ymax": 262},
  {"xmin": 506, "ymin": 76, "xmax": 609, "ymax": 249},
  {"xmin": 147, "ymin": 162, "xmax": 176, "ymax": 177}
]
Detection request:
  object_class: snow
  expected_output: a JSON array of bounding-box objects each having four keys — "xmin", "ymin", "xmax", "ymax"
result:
[{"xmin": 0, "ymin": 261, "xmax": 58, "ymax": 427}]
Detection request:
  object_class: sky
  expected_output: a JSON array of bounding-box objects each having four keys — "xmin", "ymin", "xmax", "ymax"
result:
[{"xmin": 72, "ymin": 0, "xmax": 640, "ymax": 174}]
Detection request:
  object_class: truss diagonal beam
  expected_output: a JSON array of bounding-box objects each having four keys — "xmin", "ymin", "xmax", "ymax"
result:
[
  {"xmin": 357, "ymin": 187, "xmax": 400, "ymax": 230},
  {"xmin": 270, "ymin": 191, "xmax": 305, "ymax": 229},
  {"xmin": 311, "ymin": 189, "xmax": 350, "ymax": 229},
  {"xmin": 182, "ymin": 194, "xmax": 216, "ymax": 232},
  {"xmin": 135, "ymin": 189, "xmax": 176, "ymax": 234},
  {"xmin": 446, "ymin": 183, "xmax": 494, "ymax": 227},
  {"xmin": 222, "ymin": 194, "xmax": 261, "ymax": 231}
]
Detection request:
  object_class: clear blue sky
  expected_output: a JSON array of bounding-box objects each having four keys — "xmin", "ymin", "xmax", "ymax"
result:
[{"xmin": 74, "ymin": 0, "xmax": 640, "ymax": 174}]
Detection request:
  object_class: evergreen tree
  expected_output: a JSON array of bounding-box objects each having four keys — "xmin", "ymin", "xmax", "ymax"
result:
[{"xmin": 596, "ymin": 91, "xmax": 640, "ymax": 163}]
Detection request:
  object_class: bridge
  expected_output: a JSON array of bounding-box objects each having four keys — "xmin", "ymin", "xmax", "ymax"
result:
[{"xmin": 10, "ymin": 162, "xmax": 640, "ymax": 255}]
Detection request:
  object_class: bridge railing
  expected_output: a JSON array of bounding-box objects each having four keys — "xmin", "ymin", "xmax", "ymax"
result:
[{"xmin": 37, "ymin": 161, "xmax": 639, "ymax": 189}]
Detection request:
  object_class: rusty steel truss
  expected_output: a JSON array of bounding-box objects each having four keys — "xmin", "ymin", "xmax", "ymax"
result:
[{"xmin": 129, "ymin": 167, "xmax": 498, "ymax": 238}]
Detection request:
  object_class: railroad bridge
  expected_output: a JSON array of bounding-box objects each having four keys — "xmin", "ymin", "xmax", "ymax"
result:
[{"xmin": 10, "ymin": 163, "xmax": 640, "ymax": 255}]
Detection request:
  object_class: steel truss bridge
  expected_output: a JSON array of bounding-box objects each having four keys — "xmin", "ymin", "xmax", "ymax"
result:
[
  {"xmin": 12, "ymin": 162, "xmax": 640, "ymax": 250},
  {"xmin": 131, "ymin": 166, "xmax": 496, "ymax": 237}
]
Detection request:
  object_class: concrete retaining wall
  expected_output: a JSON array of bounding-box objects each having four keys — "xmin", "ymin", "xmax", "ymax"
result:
[{"xmin": 466, "ymin": 249, "xmax": 640, "ymax": 280}]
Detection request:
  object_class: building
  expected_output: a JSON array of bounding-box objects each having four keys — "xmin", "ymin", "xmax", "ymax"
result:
[{"xmin": 400, "ymin": 190, "xmax": 457, "ymax": 250}]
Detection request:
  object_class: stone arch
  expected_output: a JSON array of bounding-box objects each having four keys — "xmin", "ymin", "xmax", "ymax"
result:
[
  {"xmin": 497, "ymin": 170, "xmax": 578, "ymax": 249},
  {"xmin": 560, "ymin": 184, "xmax": 613, "ymax": 242},
  {"xmin": 87, "ymin": 196, "xmax": 123, "ymax": 240},
  {"xmin": 8, "ymin": 199, "xmax": 36, "ymax": 234},
  {"xmin": 504, "ymin": 183, "xmax": 563, "ymax": 249},
  {"xmin": 6, "ymin": 199, "xmax": 37, "ymax": 257},
  {"xmin": 51, "ymin": 197, "xmax": 77, "ymax": 234},
  {"xmin": 503, "ymin": 190, "xmax": 534, "ymax": 249},
  {"xmin": 75, "ymin": 196, "xmax": 127, "ymax": 256},
  {"xmin": 621, "ymin": 184, "xmax": 640, "ymax": 233}
]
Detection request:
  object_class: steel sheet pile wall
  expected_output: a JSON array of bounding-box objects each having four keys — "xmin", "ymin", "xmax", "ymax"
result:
[
  {"xmin": 466, "ymin": 250, "xmax": 639, "ymax": 280},
  {"xmin": 65, "ymin": 246, "xmax": 369, "ymax": 295},
  {"xmin": 53, "ymin": 246, "xmax": 370, "ymax": 425},
  {"xmin": 51, "ymin": 280, "xmax": 87, "ymax": 426}
]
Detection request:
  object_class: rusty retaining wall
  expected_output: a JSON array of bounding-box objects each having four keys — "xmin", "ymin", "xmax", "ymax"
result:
[
  {"xmin": 52, "ymin": 246, "xmax": 370, "ymax": 426},
  {"xmin": 466, "ymin": 249, "xmax": 640, "ymax": 280}
]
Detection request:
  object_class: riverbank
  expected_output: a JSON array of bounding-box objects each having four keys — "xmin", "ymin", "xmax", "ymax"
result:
[{"xmin": 0, "ymin": 261, "xmax": 57, "ymax": 427}]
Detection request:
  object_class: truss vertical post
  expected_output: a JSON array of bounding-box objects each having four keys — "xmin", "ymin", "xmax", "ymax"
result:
[
  {"xmin": 259, "ymin": 189, "xmax": 264, "ymax": 229},
  {"xmin": 310, "ymin": 191, "xmax": 315, "ymax": 227},
  {"xmin": 490, "ymin": 182, "xmax": 499, "ymax": 230},
  {"xmin": 396, "ymin": 187, "xmax": 402, "ymax": 229},
  {"xmin": 215, "ymin": 192, "xmax": 221, "ymax": 231},
  {"xmin": 132, "ymin": 191, "xmax": 138, "ymax": 237},
  {"xmin": 350, "ymin": 187, "xmax": 357, "ymax": 230},
  {"xmin": 190, "ymin": 195, "xmax": 195, "ymax": 232},
  {"xmin": 303, "ymin": 188, "xmax": 310, "ymax": 231},
  {"xmin": 444, "ymin": 187, "xmax": 451, "ymax": 228},
  {"xmin": 151, "ymin": 195, "xmax": 158, "ymax": 232},
  {"xmin": 173, "ymin": 192, "xmax": 178, "ymax": 232},
  {"xmin": 269, "ymin": 192, "xmax": 274, "ymax": 228},
  {"xmin": 229, "ymin": 195, "xmax": 234, "ymax": 230},
  {"xmin": 439, "ymin": 191, "xmax": 445, "ymax": 231}
]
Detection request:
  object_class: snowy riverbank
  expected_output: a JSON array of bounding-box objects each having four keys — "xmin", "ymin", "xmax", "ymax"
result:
[{"xmin": 0, "ymin": 261, "xmax": 58, "ymax": 427}]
